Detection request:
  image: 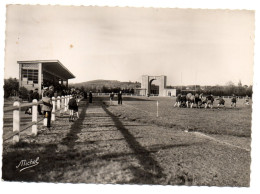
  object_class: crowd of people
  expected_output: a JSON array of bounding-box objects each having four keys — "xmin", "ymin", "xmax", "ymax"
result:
[
  {"xmin": 24, "ymin": 85, "xmax": 124, "ymax": 129},
  {"xmin": 25, "ymin": 86, "xmax": 84, "ymax": 128}
]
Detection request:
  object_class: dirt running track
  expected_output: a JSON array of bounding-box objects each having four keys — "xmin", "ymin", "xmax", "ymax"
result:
[{"xmin": 2, "ymin": 99, "xmax": 250, "ymax": 186}]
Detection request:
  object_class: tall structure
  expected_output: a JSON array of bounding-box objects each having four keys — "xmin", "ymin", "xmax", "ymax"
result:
[
  {"xmin": 17, "ymin": 60, "xmax": 75, "ymax": 94},
  {"xmin": 137, "ymin": 75, "xmax": 176, "ymax": 97}
]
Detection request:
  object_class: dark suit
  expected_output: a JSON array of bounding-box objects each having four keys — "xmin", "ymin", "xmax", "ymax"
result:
[
  {"xmin": 32, "ymin": 91, "xmax": 42, "ymax": 114},
  {"xmin": 89, "ymin": 92, "xmax": 93, "ymax": 103},
  {"xmin": 118, "ymin": 93, "xmax": 122, "ymax": 105}
]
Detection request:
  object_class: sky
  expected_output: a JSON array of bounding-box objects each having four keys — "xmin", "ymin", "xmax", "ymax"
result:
[{"xmin": 4, "ymin": 5, "xmax": 255, "ymax": 86}]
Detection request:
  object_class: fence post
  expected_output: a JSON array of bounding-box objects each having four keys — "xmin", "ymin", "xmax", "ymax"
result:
[
  {"xmin": 57, "ymin": 96, "xmax": 61, "ymax": 117},
  {"xmin": 43, "ymin": 114, "xmax": 47, "ymax": 126},
  {"xmin": 32, "ymin": 99, "xmax": 38, "ymax": 136},
  {"xmin": 51, "ymin": 97, "xmax": 56, "ymax": 121},
  {"xmin": 61, "ymin": 96, "xmax": 64, "ymax": 115},
  {"xmin": 157, "ymin": 101, "xmax": 159, "ymax": 117},
  {"xmin": 13, "ymin": 101, "xmax": 20, "ymax": 144},
  {"xmin": 64, "ymin": 95, "xmax": 68, "ymax": 112}
]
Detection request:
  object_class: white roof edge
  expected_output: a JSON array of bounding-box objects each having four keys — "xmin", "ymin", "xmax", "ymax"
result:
[
  {"xmin": 17, "ymin": 60, "xmax": 75, "ymax": 78},
  {"xmin": 17, "ymin": 60, "xmax": 59, "ymax": 64}
]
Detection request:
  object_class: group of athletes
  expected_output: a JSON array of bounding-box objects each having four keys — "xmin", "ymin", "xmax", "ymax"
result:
[{"xmin": 174, "ymin": 93, "xmax": 250, "ymax": 109}]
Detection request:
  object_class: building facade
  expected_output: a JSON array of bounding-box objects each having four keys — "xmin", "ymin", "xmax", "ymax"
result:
[
  {"xmin": 137, "ymin": 75, "xmax": 176, "ymax": 97},
  {"xmin": 18, "ymin": 60, "xmax": 75, "ymax": 94}
]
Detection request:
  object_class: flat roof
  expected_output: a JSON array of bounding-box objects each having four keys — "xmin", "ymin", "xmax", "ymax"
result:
[{"xmin": 17, "ymin": 60, "xmax": 75, "ymax": 79}]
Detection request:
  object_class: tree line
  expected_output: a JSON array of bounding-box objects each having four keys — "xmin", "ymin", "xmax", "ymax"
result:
[
  {"xmin": 72, "ymin": 85, "xmax": 135, "ymax": 94},
  {"xmin": 4, "ymin": 78, "xmax": 253, "ymax": 99},
  {"xmin": 175, "ymin": 82, "xmax": 253, "ymax": 97}
]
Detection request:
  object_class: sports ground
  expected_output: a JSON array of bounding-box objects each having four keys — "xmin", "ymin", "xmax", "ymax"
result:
[{"xmin": 2, "ymin": 96, "xmax": 252, "ymax": 186}]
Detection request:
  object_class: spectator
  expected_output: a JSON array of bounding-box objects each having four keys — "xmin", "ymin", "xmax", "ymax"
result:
[
  {"xmin": 68, "ymin": 95, "xmax": 79, "ymax": 122},
  {"xmin": 110, "ymin": 92, "xmax": 114, "ymax": 105},
  {"xmin": 42, "ymin": 92, "xmax": 53, "ymax": 129},
  {"xmin": 28, "ymin": 90, "xmax": 33, "ymax": 102},
  {"xmin": 32, "ymin": 88, "xmax": 42, "ymax": 115},
  {"xmin": 89, "ymin": 91, "xmax": 93, "ymax": 103},
  {"xmin": 49, "ymin": 85, "xmax": 54, "ymax": 97},
  {"xmin": 42, "ymin": 87, "xmax": 49, "ymax": 97},
  {"xmin": 84, "ymin": 91, "xmax": 88, "ymax": 99},
  {"xmin": 118, "ymin": 91, "xmax": 123, "ymax": 105},
  {"xmin": 25, "ymin": 90, "xmax": 33, "ymax": 114},
  {"xmin": 61, "ymin": 89, "xmax": 66, "ymax": 96}
]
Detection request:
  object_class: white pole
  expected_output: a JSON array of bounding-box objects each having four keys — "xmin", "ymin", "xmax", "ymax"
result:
[
  {"xmin": 157, "ymin": 101, "xmax": 159, "ymax": 117},
  {"xmin": 43, "ymin": 114, "xmax": 47, "ymax": 126},
  {"xmin": 56, "ymin": 96, "xmax": 61, "ymax": 117},
  {"xmin": 181, "ymin": 72, "xmax": 182, "ymax": 92},
  {"xmin": 61, "ymin": 96, "xmax": 64, "ymax": 115},
  {"xmin": 64, "ymin": 95, "xmax": 68, "ymax": 112},
  {"xmin": 32, "ymin": 99, "xmax": 38, "ymax": 136},
  {"xmin": 51, "ymin": 97, "xmax": 56, "ymax": 121},
  {"xmin": 13, "ymin": 101, "xmax": 20, "ymax": 144}
]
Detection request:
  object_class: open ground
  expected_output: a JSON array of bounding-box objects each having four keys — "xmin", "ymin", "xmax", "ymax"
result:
[{"xmin": 2, "ymin": 96, "xmax": 252, "ymax": 186}]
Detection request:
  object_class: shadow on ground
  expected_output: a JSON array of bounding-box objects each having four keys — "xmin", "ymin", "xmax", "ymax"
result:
[{"xmin": 2, "ymin": 100, "xmax": 199, "ymax": 185}]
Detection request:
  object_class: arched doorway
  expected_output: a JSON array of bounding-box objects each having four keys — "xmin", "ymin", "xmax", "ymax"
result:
[
  {"xmin": 141, "ymin": 75, "xmax": 166, "ymax": 96},
  {"xmin": 149, "ymin": 79, "xmax": 159, "ymax": 96}
]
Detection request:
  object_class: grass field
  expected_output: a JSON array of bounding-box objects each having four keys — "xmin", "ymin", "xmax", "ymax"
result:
[
  {"xmin": 2, "ymin": 96, "xmax": 252, "ymax": 186},
  {"xmin": 106, "ymin": 96, "xmax": 252, "ymax": 137}
]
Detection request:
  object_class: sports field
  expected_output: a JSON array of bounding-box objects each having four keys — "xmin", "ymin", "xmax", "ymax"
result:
[
  {"xmin": 2, "ymin": 96, "xmax": 252, "ymax": 186},
  {"xmin": 108, "ymin": 96, "xmax": 252, "ymax": 137}
]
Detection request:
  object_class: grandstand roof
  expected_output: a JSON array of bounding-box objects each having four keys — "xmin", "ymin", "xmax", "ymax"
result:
[{"xmin": 17, "ymin": 60, "xmax": 75, "ymax": 79}]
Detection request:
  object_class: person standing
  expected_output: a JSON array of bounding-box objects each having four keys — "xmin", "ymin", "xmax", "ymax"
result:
[
  {"xmin": 110, "ymin": 92, "xmax": 114, "ymax": 105},
  {"xmin": 118, "ymin": 91, "xmax": 123, "ymax": 105},
  {"xmin": 25, "ymin": 90, "xmax": 34, "ymax": 114},
  {"xmin": 32, "ymin": 88, "xmax": 42, "ymax": 115},
  {"xmin": 231, "ymin": 94, "xmax": 237, "ymax": 108},
  {"xmin": 68, "ymin": 95, "xmax": 79, "ymax": 122},
  {"xmin": 42, "ymin": 92, "xmax": 53, "ymax": 129},
  {"xmin": 49, "ymin": 85, "xmax": 54, "ymax": 98},
  {"xmin": 84, "ymin": 91, "xmax": 88, "ymax": 100},
  {"xmin": 89, "ymin": 91, "xmax": 93, "ymax": 103}
]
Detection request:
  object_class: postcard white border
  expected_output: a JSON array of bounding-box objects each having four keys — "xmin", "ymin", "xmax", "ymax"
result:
[{"xmin": 0, "ymin": 1, "xmax": 259, "ymax": 194}]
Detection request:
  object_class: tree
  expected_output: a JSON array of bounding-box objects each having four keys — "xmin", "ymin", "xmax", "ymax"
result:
[
  {"xmin": 80, "ymin": 86, "xmax": 85, "ymax": 92},
  {"xmin": 225, "ymin": 81, "xmax": 236, "ymax": 96},
  {"xmin": 4, "ymin": 78, "xmax": 19, "ymax": 98},
  {"xmin": 238, "ymin": 80, "xmax": 242, "ymax": 87}
]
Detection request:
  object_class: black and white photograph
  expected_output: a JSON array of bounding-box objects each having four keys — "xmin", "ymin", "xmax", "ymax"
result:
[{"xmin": 0, "ymin": 0, "xmax": 259, "ymax": 193}]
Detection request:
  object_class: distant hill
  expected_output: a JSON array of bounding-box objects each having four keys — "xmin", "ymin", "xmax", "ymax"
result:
[{"xmin": 70, "ymin": 79, "xmax": 141, "ymax": 90}]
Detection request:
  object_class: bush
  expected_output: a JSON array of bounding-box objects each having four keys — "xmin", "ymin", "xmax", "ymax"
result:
[
  {"xmin": 19, "ymin": 86, "xmax": 29, "ymax": 100},
  {"xmin": 4, "ymin": 78, "xmax": 19, "ymax": 98}
]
